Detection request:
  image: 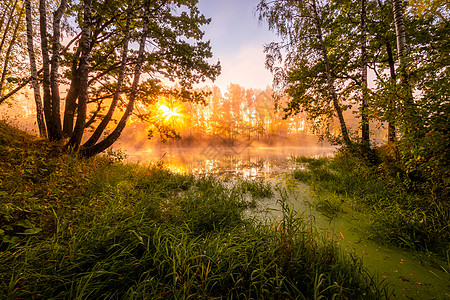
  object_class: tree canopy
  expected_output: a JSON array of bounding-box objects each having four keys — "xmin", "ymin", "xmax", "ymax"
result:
[
  {"xmin": 258, "ymin": 0, "xmax": 449, "ymax": 182},
  {"xmin": 1, "ymin": 0, "xmax": 221, "ymax": 156}
]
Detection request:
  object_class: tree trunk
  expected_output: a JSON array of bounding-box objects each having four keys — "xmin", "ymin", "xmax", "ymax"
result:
[
  {"xmin": 310, "ymin": 0, "xmax": 351, "ymax": 147},
  {"xmin": 376, "ymin": 0, "xmax": 397, "ymax": 143},
  {"xmin": 39, "ymin": 0, "xmax": 55, "ymax": 140},
  {"xmin": 0, "ymin": 5, "xmax": 22, "ymax": 97},
  {"xmin": 82, "ymin": 2, "xmax": 132, "ymax": 148},
  {"xmin": 25, "ymin": 0, "xmax": 47, "ymax": 137},
  {"xmin": 361, "ymin": 0, "xmax": 369, "ymax": 148},
  {"xmin": 393, "ymin": 0, "xmax": 414, "ymax": 105},
  {"xmin": 386, "ymin": 42, "xmax": 397, "ymax": 143},
  {"xmin": 81, "ymin": 3, "xmax": 150, "ymax": 157},
  {"xmin": 62, "ymin": 49, "xmax": 81, "ymax": 137},
  {"xmin": 393, "ymin": 0, "xmax": 407, "ymax": 69},
  {"xmin": 49, "ymin": 0, "xmax": 68, "ymax": 140},
  {"xmin": 67, "ymin": 0, "xmax": 93, "ymax": 150}
]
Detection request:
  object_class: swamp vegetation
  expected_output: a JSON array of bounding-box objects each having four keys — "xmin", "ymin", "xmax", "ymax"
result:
[
  {"xmin": 290, "ymin": 153, "xmax": 449, "ymax": 299},
  {"xmin": 292, "ymin": 153, "xmax": 449, "ymax": 253},
  {"xmin": 0, "ymin": 121, "xmax": 391, "ymax": 299},
  {"xmin": 1, "ymin": 118, "xmax": 449, "ymax": 300}
]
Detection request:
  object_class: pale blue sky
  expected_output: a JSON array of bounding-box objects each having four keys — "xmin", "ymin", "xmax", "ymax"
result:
[{"xmin": 197, "ymin": 0, "xmax": 279, "ymax": 91}]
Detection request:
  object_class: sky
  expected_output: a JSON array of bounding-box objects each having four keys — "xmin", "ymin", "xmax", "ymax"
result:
[{"xmin": 196, "ymin": 0, "xmax": 279, "ymax": 91}]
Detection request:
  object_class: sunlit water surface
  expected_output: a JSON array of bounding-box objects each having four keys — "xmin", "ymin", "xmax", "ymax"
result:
[{"xmin": 129, "ymin": 145, "xmax": 335, "ymax": 178}]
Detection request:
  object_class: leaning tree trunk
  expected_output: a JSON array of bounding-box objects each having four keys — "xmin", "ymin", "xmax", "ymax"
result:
[
  {"xmin": 361, "ymin": 0, "xmax": 369, "ymax": 148},
  {"xmin": 25, "ymin": 0, "xmax": 47, "ymax": 137},
  {"xmin": 0, "ymin": 0, "xmax": 18, "ymax": 56},
  {"xmin": 82, "ymin": 1, "xmax": 132, "ymax": 148},
  {"xmin": 0, "ymin": 0, "xmax": 19, "ymax": 96},
  {"xmin": 48, "ymin": 0, "xmax": 68, "ymax": 140},
  {"xmin": 0, "ymin": 72, "xmax": 42, "ymax": 104},
  {"xmin": 67, "ymin": 0, "xmax": 93, "ymax": 150},
  {"xmin": 0, "ymin": 1, "xmax": 10, "ymax": 34},
  {"xmin": 81, "ymin": 3, "xmax": 150, "ymax": 157},
  {"xmin": 310, "ymin": 0, "xmax": 351, "ymax": 147}
]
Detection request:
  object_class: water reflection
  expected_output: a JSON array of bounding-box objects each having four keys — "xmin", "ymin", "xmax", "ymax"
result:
[{"xmin": 129, "ymin": 146, "xmax": 335, "ymax": 178}]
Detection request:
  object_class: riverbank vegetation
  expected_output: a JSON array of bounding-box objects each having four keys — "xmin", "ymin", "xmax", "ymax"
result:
[
  {"xmin": 0, "ymin": 121, "xmax": 388, "ymax": 298},
  {"xmin": 257, "ymin": 0, "xmax": 449, "ymax": 259},
  {"xmin": 292, "ymin": 150, "xmax": 449, "ymax": 255}
]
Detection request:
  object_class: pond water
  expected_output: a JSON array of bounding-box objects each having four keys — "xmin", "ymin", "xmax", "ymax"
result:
[
  {"xmin": 128, "ymin": 145, "xmax": 449, "ymax": 299},
  {"xmin": 129, "ymin": 145, "xmax": 336, "ymax": 178}
]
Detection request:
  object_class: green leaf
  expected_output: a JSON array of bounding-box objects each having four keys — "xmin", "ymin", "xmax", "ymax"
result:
[
  {"xmin": 21, "ymin": 227, "xmax": 42, "ymax": 235},
  {"xmin": 2, "ymin": 235, "xmax": 19, "ymax": 244},
  {"xmin": 17, "ymin": 219, "xmax": 33, "ymax": 228}
]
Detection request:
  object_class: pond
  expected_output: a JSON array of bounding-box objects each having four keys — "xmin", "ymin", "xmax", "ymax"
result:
[
  {"xmin": 128, "ymin": 144, "xmax": 449, "ymax": 299},
  {"xmin": 129, "ymin": 144, "xmax": 336, "ymax": 178}
]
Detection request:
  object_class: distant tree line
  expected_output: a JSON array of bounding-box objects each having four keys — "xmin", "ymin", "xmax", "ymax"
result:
[
  {"xmin": 144, "ymin": 84, "xmax": 313, "ymax": 144},
  {"xmin": 119, "ymin": 83, "xmax": 387, "ymax": 148}
]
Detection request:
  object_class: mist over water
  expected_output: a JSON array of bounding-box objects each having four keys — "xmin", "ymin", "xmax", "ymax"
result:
[{"xmin": 127, "ymin": 144, "xmax": 336, "ymax": 178}]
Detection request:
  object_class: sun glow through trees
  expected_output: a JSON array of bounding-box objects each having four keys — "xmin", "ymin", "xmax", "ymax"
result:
[
  {"xmin": 153, "ymin": 98, "xmax": 187, "ymax": 131},
  {"xmin": 158, "ymin": 104, "xmax": 181, "ymax": 121}
]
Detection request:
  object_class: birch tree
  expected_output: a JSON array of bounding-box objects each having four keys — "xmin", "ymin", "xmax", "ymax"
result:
[
  {"xmin": 2, "ymin": 0, "xmax": 220, "ymax": 156},
  {"xmin": 25, "ymin": 0, "xmax": 46, "ymax": 137},
  {"xmin": 258, "ymin": 0, "xmax": 352, "ymax": 146},
  {"xmin": 392, "ymin": 0, "xmax": 417, "ymax": 131}
]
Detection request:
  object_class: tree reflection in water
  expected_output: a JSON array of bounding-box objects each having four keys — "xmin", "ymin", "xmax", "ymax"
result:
[{"xmin": 129, "ymin": 146, "xmax": 335, "ymax": 179}]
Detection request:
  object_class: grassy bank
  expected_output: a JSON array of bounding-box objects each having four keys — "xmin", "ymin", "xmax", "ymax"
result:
[
  {"xmin": 292, "ymin": 151, "xmax": 450, "ymax": 255},
  {"xmin": 0, "ymin": 121, "xmax": 387, "ymax": 298}
]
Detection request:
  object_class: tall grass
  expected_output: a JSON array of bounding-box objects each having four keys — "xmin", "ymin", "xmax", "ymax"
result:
[{"xmin": 0, "ymin": 121, "xmax": 387, "ymax": 298}]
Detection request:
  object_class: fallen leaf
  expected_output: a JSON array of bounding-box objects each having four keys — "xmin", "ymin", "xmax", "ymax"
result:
[{"xmin": 399, "ymin": 278, "xmax": 410, "ymax": 282}]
